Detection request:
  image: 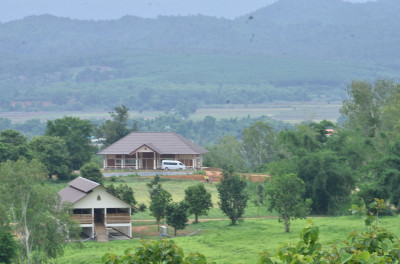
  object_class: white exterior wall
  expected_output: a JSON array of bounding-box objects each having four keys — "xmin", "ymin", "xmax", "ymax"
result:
[{"xmin": 74, "ymin": 186, "xmax": 130, "ymax": 209}]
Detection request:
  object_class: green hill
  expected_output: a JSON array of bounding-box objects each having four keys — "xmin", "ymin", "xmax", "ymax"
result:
[{"xmin": 0, "ymin": 0, "xmax": 399, "ymax": 112}]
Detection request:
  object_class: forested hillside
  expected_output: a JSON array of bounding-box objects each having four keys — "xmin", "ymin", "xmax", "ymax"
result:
[{"xmin": 0, "ymin": 0, "xmax": 399, "ymax": 112}]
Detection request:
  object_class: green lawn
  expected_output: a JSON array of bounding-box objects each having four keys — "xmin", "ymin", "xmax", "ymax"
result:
[
  {"xmin": 51, "ymin": 176, "xmax": 276, "ymax": 221},
  {"xmin": 58, "ymin": 216, "xmax": 400, "ymax": 264},
  {"xmin": 51, "ymin": 177, "xmax": 400, "ymax": 263}
]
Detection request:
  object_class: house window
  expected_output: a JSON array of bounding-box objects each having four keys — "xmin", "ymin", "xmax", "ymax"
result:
[
  {"xmin": 116, "ymin": 159, "xmax": 122, "ymax": 165},
  {"xmin": 126, "ymin": 159, "xmax": 136, "ymax": 165}
]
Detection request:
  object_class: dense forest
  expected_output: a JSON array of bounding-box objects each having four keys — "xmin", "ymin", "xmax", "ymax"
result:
[{"xmin": 0, "ymin": 0, "xmax": 399, "ymax": 113}]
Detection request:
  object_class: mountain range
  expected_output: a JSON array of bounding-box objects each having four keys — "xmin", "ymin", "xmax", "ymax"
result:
[{"xmin": 0, "ymin": 0, "xmax": 399, "ymax": 112}]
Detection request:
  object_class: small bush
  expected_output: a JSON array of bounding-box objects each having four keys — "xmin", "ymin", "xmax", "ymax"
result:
[{"xmin": 196, "ymin": 170, "xmax": 207, "ymax": 175}]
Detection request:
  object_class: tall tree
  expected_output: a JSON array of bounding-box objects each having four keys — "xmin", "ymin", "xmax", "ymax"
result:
[
  {"xmin": 149, "ymin": 189, "xmax": 172, "ymax": 230},
  {"xmin": 96, "ymin": 105, "xmax": 133, "ymax": 146},
  {"xmin": 217, "ymin": 167, "xmax": 248, "ymax": 225},
  {"xmin": 0, "ymin": 129, "xmax": 29, "ymax": 163},
  {"xmin": 371, "ymin": 138, "xmax": 400, "ymax": 208},
  {"xmin": 252, "ymin": 184, "xmax": 266, "ymax": 218},
  {"xmin": 46, "ymin": 116, "xmax": 94, "ymax": 169},
  {"xmin": 184, "ymin": 184, "xmax": 213, "ymax": 223},
  {"xmin": 165, "ymin": 201, "xmax": 190, "ymax": 236},
  {"xmin": 340, "ymin": 80, "xmax": 400, "ymax": 137},
  {"xmin": 147, "ymin": 175, "xmax": 172, "ymax": 229},
  {"xmin": 204, "ymin": 135, "xmax": 246, "ymax": 172},
  {"xmin": 297, "ymin": 150, "xmax": 355, "ymax": 214},
  {"xmin": 242, "ymin": 121, "xmax": 276, "ymax": 169},
  {"xmin": 106, "ymin": 183, "xmax": 145, "ymax": 214},
  {"xmin": 80, "ymin": 162, "xmax": 104, "ymax": 184},
  {"xmin": 0, "ymin": 159, "xmax": 80, "ymax": 263},
  {"xmin": 0, "ymin": 229, "xmax": 18, "ymax": 264},
  {"xmin": 266, "ymin": 173, "xmax": 311, "ymax": 232},
  {"xmin": 28, "ymin": 135, "xmax": 72, "ymax": 180}
]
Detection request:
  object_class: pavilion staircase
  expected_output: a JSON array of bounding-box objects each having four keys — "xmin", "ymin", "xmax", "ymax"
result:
[{"xmin": 95, "ymin": 222, "xmax": 108, "ymax": 242}]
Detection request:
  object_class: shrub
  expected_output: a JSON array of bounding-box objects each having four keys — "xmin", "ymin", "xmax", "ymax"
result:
[{"xmin": 102, "ymin": 239, "xmax": 211, "ymax": 264}]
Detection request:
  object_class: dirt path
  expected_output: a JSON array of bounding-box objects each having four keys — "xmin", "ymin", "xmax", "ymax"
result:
[{"xmin": 158, "ymin": 167, "xmax": 269, "ymax": 183}]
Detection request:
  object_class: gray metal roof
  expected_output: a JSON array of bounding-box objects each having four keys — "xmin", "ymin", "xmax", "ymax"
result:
[
  {"xmin": 97, "ymin": 132, "xmax": 208, "ymax": 155},
  {"xmin": 59, "ymin": 186, "xmax": 87, "ymax": 204},
  {"xmin": 58, "ymin": 177, "xmax": 133, "ymax": 208},
  {"xmin": 58, "ymin": 177, "xmax": 99, "ymax": 204},
  {"xmin": 69, "ymin": 177, "xmax": 100, "ymax": 192}
]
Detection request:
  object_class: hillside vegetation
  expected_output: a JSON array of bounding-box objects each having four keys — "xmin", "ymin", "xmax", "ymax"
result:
[{"xmin": 0, "ymin": 0, "xmax": 399, "ymax": 112}]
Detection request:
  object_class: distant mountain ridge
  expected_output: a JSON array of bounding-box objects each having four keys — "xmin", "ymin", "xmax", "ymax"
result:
[
  {"xmin": 1, "ymin": 0, "xmax": 399, "ymax": 64},
  {"xmin": 0, "ymin": 0, "xmax": 399, "ymax": 112}
]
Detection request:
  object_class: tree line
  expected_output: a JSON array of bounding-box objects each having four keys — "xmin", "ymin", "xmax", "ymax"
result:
[
  {"xmin": 2, "ymin": 79, "xmax": 400, "ymax": 262},
  {"xmin": 206, "ymin": 79, "xmax": 400, "ymax": 218}
]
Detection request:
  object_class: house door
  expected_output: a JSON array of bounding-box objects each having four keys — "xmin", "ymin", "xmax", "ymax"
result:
[
  {"xmin": 147, "ymin": 159, "xmax": 154, "ymax": 169},
  {"xmin": 94, "ymin": 208, "xmax": 104, "ymax": 223}
]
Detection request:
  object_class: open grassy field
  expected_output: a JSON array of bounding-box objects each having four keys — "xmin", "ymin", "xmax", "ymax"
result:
[
  {"xmin": 58, "ymin": 216, "xmax": 400, "ymax": 264},
  {"xmin": 0, "ymin": 101, "xmax": 341, "ymax": 124},
  {"xmin": 53, "ymin": 176, "xmax": 400, "ymax": 263}
]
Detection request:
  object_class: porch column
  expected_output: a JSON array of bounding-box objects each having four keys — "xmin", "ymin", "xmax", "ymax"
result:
[
  {"xmin": 91, "ymin": 208, "xmax": 94, "ymax": 238},
  {"xmin": 122, "ymin": 156, "xmax": 125, "ymax": 170},
  {"xmin": 193, "ymin": 158, "xmax": 196, "ymax": 169},
  {"xmin": 103, "ymin": 156, "xmax": 106, "ymax": 169},
  {"xmin": 135, "ymin": 152, "xmax": 138, "ymax": 170},
  {"xmin": 104, "ymin": 208, "xmax": 107, "ymax": 225},
  {"xmin": 153, "ymin": 152, "xmax": 156, "ymax": 170}
]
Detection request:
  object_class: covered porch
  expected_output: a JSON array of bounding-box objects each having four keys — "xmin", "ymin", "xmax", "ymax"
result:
[
  {"xmin": 72, "ymin": 207, "xmax": 132, "ymax": 240},
  {"xmin": 103, "ymin": 152, "xmax": 203, "ymax": 170}
]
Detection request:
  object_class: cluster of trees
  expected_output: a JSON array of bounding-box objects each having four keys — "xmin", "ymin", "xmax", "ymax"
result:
[
  {"xmin": 2, "ymin": 78, "xmax": 400, "ymax": 261},
  {"xmin": 0, "ymin": 105, "xmax": 136, "ymax": 180},
  {"xmin": 146, "ymin": 175, "xmax": 213, "ymax": 236},
  {"xmin": 0, "ymin": 106, "xmax": 136, "ymax": 262},
  {"xmin": 207, "ymin": 80, "xmax": 400, "ymax": 219},
  {"xmin": 0, "ymin": 117, "xmax": 94, "ymax": 180},
  {"xmin": 0, "ymin": 110, "xmax": 288, "ymax": 147},
  {"xmin": 0, "ymin": 159, "xmax": 81, "ymax": 263},
  {"xmin": 145, "ymin": 168, "xmax": 253, "ymax": 235}
]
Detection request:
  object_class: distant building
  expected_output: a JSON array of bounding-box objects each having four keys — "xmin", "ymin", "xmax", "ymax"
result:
[
  {"xmin": 325, "ymin": 129, "xmax": 336, "ymax": 137},
  {"xmin": 59, "ymin": 177, "xmax": 132, "ymax": 242},
  {"xmin": 97, "ymin": 132, "xmax": 208, "ymax": 170}
]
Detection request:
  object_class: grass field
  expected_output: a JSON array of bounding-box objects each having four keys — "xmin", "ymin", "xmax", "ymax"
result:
[
  {"xmin": 0, "ymin": 101, "xmax": 341, "ymax": 124},
  {"xmin": 52, "ymin": 176, "xmax": 400, "ymax": 263},
  {"xmin": 58, "ymin": 216, "xmax": 400, "ymax": 264}
]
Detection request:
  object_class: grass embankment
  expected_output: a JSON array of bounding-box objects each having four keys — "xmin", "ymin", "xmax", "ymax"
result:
[{"xmin": 59, "ymin": 216, "xmax": 400, "ymax": 264}]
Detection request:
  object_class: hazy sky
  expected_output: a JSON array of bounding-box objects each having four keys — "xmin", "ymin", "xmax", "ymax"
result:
[{"xmin": 0, "ymin": 0, "xmax": 377, "ymax": 22}]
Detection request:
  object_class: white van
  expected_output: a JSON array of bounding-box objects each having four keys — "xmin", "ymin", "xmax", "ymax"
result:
[{"xmin": 161, "ymin": 160, "xmax": 186, "ymax": 170}]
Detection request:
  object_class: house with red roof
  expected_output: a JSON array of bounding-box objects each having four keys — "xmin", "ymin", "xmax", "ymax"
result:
[{"xmin": 97, "ymin": 132, "xmax": 208, "ymax": 170}]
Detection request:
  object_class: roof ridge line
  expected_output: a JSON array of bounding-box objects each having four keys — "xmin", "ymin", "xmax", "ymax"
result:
[
  {"xmin": 173, "ymin": 132, "xmax": 199, "ymax": 152},
  {"xmin": 75, "ymin": 176, "xmax": 101, "ymax": 186}
]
